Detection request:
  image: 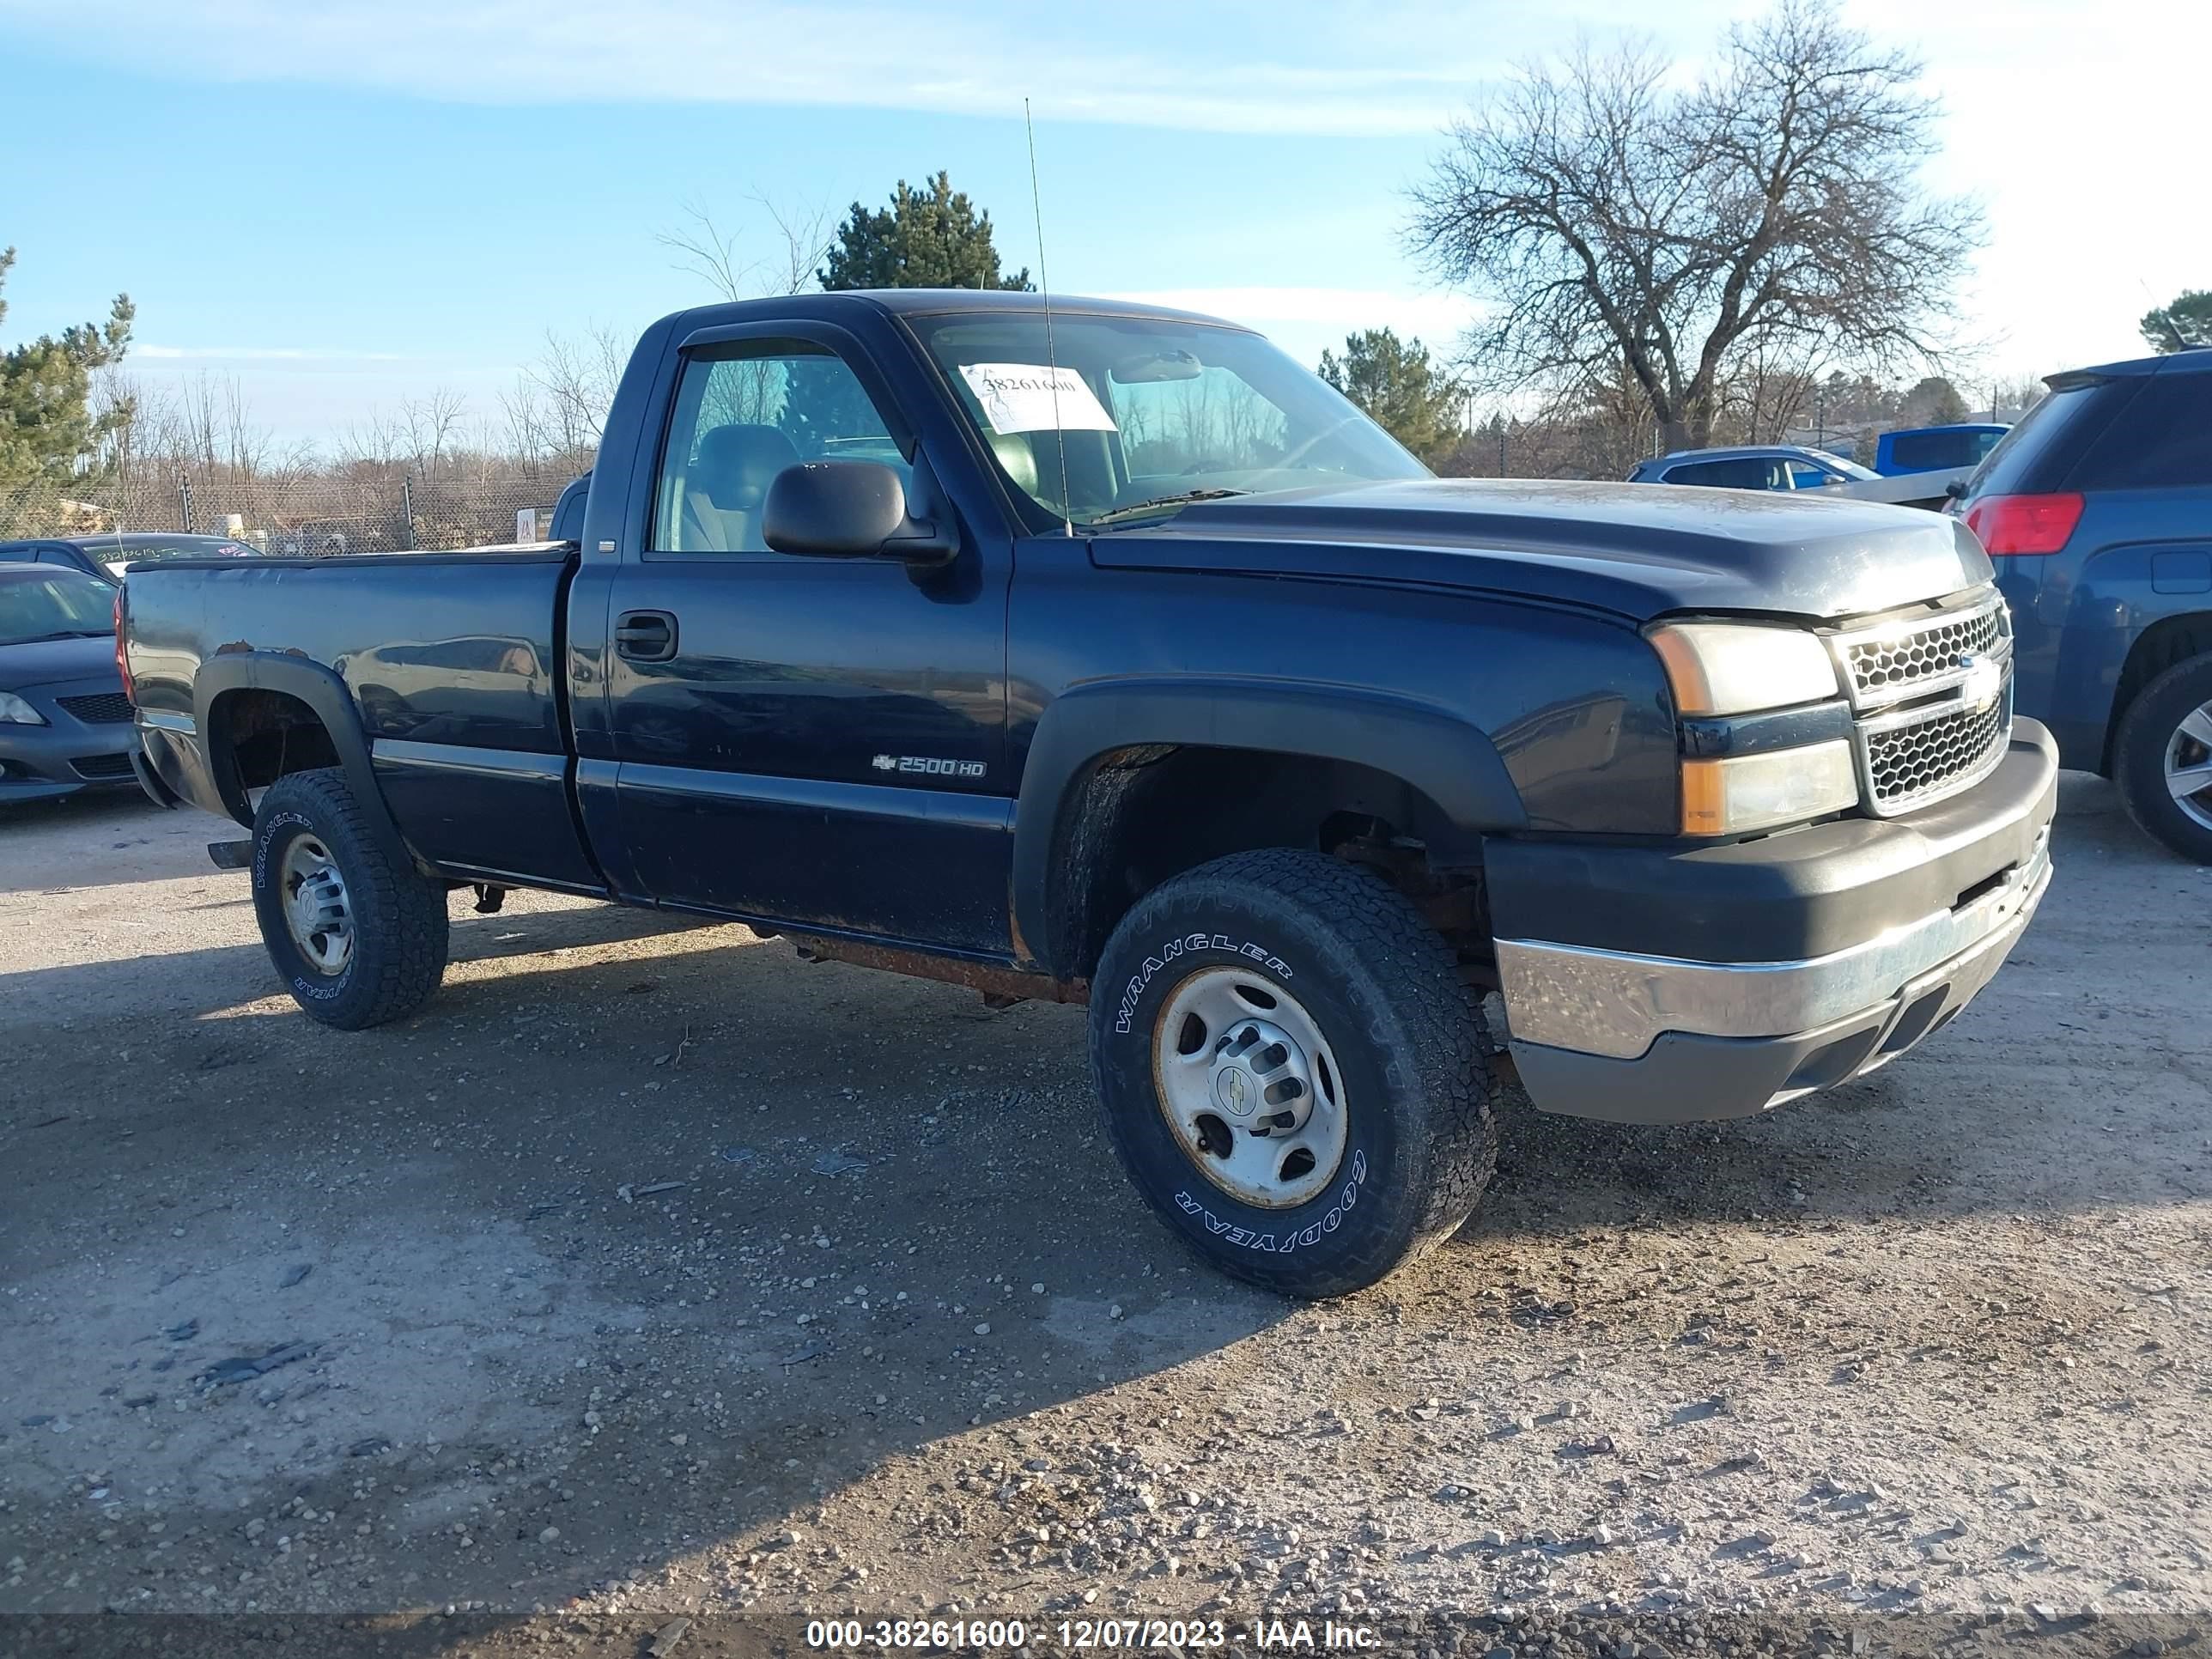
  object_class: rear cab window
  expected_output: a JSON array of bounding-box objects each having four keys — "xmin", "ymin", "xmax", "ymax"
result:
[{"xmin": 1889, "ymin": 429, "xmax": 2003, "ymax": 471}]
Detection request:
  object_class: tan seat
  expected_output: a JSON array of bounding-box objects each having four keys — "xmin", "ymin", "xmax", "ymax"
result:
[
  {"xmin": 989, "ymin": 431, "xmax": 1040, "ymax": 500},
  {"xmin": 680, "ymin": 424, "xmax": 801, "ymax": 551}
]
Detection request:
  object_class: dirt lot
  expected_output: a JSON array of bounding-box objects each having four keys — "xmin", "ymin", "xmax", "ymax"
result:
[{"xmin": 2, "ymin": 779, "xmax": 2209, "ymax": 1649}]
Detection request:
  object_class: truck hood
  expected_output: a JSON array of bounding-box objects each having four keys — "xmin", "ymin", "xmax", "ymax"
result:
[{"xmin": 1087, "ymin": 478, "xmax": 1993, "ymax": 623}]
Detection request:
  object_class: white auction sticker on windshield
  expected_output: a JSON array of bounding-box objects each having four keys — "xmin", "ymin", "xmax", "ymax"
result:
[{"xmin": 959, "ymin": 363, "xmax": 1117, "ymax": 434}]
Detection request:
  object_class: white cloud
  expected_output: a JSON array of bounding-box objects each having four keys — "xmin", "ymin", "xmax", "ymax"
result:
[
  {"xmin": 0, "ymin": 0, "xmax": 1510, "ymax": 135},
  {"xmin": 1107, "ymin": 286, "xmax": 1477, "ymax": 334},
  {"xmin": 1103, "ymin": 287, "xmax": 1481, "ymax": 367},
  {"xmin": 137, "ymin": 345, "xmax": 413, "ymax": 362}
]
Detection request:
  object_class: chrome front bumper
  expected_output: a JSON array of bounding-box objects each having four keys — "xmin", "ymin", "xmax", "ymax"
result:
[
  {"xmin": 1498, "ymin": 828, "xmax": 2051, "ymax": 1060},
  {"xmin": 1495, "ymin": 827, "xmax": 2053, "ymax": 1125}
]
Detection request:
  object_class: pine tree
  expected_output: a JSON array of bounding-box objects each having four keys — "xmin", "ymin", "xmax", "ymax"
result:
[
  {"xmin": 0, "ymin": 246, "xmax": 137, "ymax": 526},
  {"xmin": 1318, "ymin": 329, "xmax": 1463, "ymax": 463},
  {"xmin": 818, "ymin": 173, "xmax": 1032, "ymax": 292}
]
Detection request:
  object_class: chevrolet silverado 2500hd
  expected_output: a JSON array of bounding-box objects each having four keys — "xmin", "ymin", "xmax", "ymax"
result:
[{"xmin": 122, "ymin": 291, "xmax": 2057, "ymax": 1297}]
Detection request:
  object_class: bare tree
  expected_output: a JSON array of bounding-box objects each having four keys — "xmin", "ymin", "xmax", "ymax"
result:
[
  {"xmin": 657, "ymin": 199, "xmax": 756, "ymax": 301},
  {"xmin": 658, "ymin": 191, "xmax": 831, "ymax": 301},
  {"xmin": 337, "ymin": 410, "xmax": 409, "ymax": 476},
  {"xmin": 751, "ymin": 191, "xmax": 832, "ymax": 296},
  {"xmin": 526, "ymin": 325, "xmax": 629, "ymax": 459},
  {"xmin": 1408, "ymin": 0, "xmax": 1982, "ymax": 451},
  {"xmin": 499, "ymin": 374, "xmax": 552, "ymax": 473},
  {"xmin": 220, "ymin": 375, "xmax": 272, "ymax": 479},
  {"xmin": 1720, "ymin": 336, "xmax": 1825, "ymax": 446},
  {"xmin": 401, "ymin": 386, "xmax": 468, "ymax": 479}
]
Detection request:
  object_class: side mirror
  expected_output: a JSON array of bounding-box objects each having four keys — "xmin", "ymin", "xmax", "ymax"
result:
[{"xmin": 761, "ymin": 461, "xmax": 956, "ymax": 563}]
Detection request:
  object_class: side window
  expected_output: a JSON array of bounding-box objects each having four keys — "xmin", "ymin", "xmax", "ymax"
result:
[
  {"xmin": 651, "ymin": 343, "xmax": 906, "ymax": 555},
  {"xmin": 1667, "ymin": 459, "xmax": 1783, "ymax": 489},
  {"xmin": 1888, "ymin": 431, "xmax": 1960, "ymax": 471}
]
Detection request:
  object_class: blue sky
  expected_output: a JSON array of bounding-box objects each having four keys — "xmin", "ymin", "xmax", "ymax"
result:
[{"xmin": 0, "ymin": 0, "xmax": 2202, "ymax": 445}]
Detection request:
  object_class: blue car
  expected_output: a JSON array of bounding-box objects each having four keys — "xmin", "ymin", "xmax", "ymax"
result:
[
  {"xmin": 0, "ymin": 562, "xmax": 137, "ymax": 803},
  {"xmin": 1874, "ymin": 423, "xmax": 2009, "ymax": 477},
  {"xmin": 0, "ymin": 537, "xmax": 118, "ymax": 584},
  {"xmin": 1626, "ymin": 444, "xmax": 1877, "ymax": 490},
  {"xmin": 1954, "ymin": 348, "xmax": 2212, "ymax": 860}
]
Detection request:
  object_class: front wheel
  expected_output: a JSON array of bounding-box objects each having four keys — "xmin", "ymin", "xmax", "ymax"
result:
[
  {"xmin": 250, "ymin": 767, "xmax": 451, "ymax": 1029},
  {"xmin": 2112, "ymin": 652, "xmax": 2212, "ymax": 864},
  {"xmin": 1088, "ymin": 848, "xmax": 1498, "ymax": 1298}
]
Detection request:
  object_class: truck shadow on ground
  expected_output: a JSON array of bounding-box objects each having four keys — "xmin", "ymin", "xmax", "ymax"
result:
[
  {"xmin": 3, "ymin": 780, "xmax": 2204, "ymax": 1637},
  {"xmin": 1, "ymin": 914, "xmax": 1287, "ymax": 1633}
]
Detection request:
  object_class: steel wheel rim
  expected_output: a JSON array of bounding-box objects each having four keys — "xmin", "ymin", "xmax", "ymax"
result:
[
  {"xmin": 2166, "ymin": 700, "xmax": 2212, "ymax": 831},
  {"xmin": 1152, "ymin": 967, "xmax": 1348, "ymax": 1209},
  {"xmin": 281, "ymin": 835, "xmax": 355, "ymax": 975}
]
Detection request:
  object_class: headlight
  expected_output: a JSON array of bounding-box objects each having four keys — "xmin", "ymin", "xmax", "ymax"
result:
[
  {"xmin": 1646, "ymin": 621, "xmax": 1839, "ymax": 715},
  {"xmin": 1680, "ymin": 740, "xmax": 1858, "ymax": 836},
  {"xmin": 1649, "ymin": 621, "xmax": 1856, "ymax": 834},
  {"xmin": 0, "ymin": 691, "xmax": 46, "ymax": 726}
]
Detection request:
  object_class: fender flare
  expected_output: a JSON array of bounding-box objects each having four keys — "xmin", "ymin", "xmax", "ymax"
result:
[
  {"xmin": 1011, "ymin": 677, "xmax": 1528, "ymax": 975},
  {"xmin": 192, "ymin": 652, "xmax": 421, "ymax": 872}
]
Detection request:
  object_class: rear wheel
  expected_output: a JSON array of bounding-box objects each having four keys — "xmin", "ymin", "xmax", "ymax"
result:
[
  {"xmin": 250, "ymin": 767, "xmax": 451, "ymax": 1028},
  {"xmin": 2113, "ymin": 652, "xmax": 2212, "ymax": 864},
  {"xmin": 1088, "ymin": 848, "xmax": 1499, "ymax": 1299}
]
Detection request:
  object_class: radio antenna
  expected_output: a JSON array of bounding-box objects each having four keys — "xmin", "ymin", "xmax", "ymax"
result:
[{"xmin": 1024, "ymin": 97, "xmax": 1075, "ymax": 538}]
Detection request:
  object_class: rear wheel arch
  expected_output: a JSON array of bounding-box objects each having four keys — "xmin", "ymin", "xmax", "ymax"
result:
[
  {"xmin": 194, "ymin": 653, "xmax": 417, "ymax": 871},
  {"xmin": 2105, "ymin": 611, "xmax": 2212, "ymax": 772},
  {"xmin": 2111, "ymin": 645, "xmax": 2212, "ymax": 862},
  {"xmin": 1013, "ymin": 680, "xmax": 1524, "ymax": 979}
]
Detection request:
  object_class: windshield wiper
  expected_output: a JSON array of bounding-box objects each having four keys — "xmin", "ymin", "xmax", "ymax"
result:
[
  {"xmin": 1084, "ymin": 488, "xmax": 1248, "ymax": 528},
  {"xmin": 15, "ymin": 629, "xmax": 113, "ymax": 643}
]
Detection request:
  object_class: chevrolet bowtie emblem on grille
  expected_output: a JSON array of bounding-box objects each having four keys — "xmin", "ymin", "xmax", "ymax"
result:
[{"xmin": 1958, "ymin": 653, "xmax": 2005, "ymax": 712}]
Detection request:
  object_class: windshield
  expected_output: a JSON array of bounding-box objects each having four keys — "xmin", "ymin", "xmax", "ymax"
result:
[
  {"xmin": 1807, "ymin": 450, "xmax": 1880, "ymax": 481},
  {"xmin": 82, "ymin": 537, "xmax": 254, "ymax": 565},
  {"xmin": 0, "ymin": 569, "xmax": 115, "ymax": 646},
  {"xmin": 908, "ymin": 313, "xmax": 1429, "ymax": 529}
]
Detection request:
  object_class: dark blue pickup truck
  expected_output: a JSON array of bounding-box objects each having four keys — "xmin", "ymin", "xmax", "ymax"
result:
[{"xmin": 122, "ymin": 291, "xmax": 2057, "ymax": 1297}]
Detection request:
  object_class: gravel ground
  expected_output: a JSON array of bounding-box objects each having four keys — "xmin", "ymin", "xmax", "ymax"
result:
[{"xmin": 1, "ymin": 778, "xmax": 2209, "ymax": 1652}]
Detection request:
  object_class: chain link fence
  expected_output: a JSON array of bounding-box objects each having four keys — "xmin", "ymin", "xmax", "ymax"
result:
[{"xmin": 3, "ymin": 471, "xmax": 573, "ymax": 555}]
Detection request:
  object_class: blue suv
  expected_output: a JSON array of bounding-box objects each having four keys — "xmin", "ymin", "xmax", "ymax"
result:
[{"xmin": 1954, "ymin": 348, "xmax": 2212, "ymax": 860}]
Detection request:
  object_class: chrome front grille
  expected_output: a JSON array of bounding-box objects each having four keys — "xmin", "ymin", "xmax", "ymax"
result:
[
  {"xmin": 1832, "ymin": 591, "xmax": 2009, "ymax": 712},
  {"xmin": 1860, "ymin": 687, "xmax": 2012, "ymax": 813},
  {"xmin": 1826, "ymin": 589, "xmax": 2014, "ymax": 817}
]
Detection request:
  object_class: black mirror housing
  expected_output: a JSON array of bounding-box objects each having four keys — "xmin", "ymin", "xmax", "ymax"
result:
[{"xmin": 762, "ymin": 461, "xmax": 957, "ymax": 563}]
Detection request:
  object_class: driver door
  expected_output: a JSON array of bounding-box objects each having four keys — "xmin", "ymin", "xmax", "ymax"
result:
[{"xmin": 602, "ymin": 330, "xmax": 1014, "ymax": 951}]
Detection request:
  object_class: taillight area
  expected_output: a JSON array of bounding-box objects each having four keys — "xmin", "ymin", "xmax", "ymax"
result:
[
  {"xmin": 1963, "ymin": 491, "xmax": 2084, "ymax": 556},
  {"xmin": 113, "ymin": 586, "xmax": 134, "ymax": 703}
]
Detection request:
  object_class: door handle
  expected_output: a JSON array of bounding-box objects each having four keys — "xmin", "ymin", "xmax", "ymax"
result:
[{"xmin": 614, "ymin": 610, "xmax": 678, "ymax": 663}]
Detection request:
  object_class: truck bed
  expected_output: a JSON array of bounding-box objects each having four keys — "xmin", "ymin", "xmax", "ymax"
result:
[{"xmin": 127, "ymin": 547, "xmax": 600, "ymax": 889}]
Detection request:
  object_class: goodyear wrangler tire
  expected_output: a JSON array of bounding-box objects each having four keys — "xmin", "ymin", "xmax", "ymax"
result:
[
  {"xmin": 250, "ymin": 767, "xmax": 450, "ymax": 1030},
  {"xmin": 1088, "ymin": 848, "xmax": 1498, "ymax": 1298}
]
